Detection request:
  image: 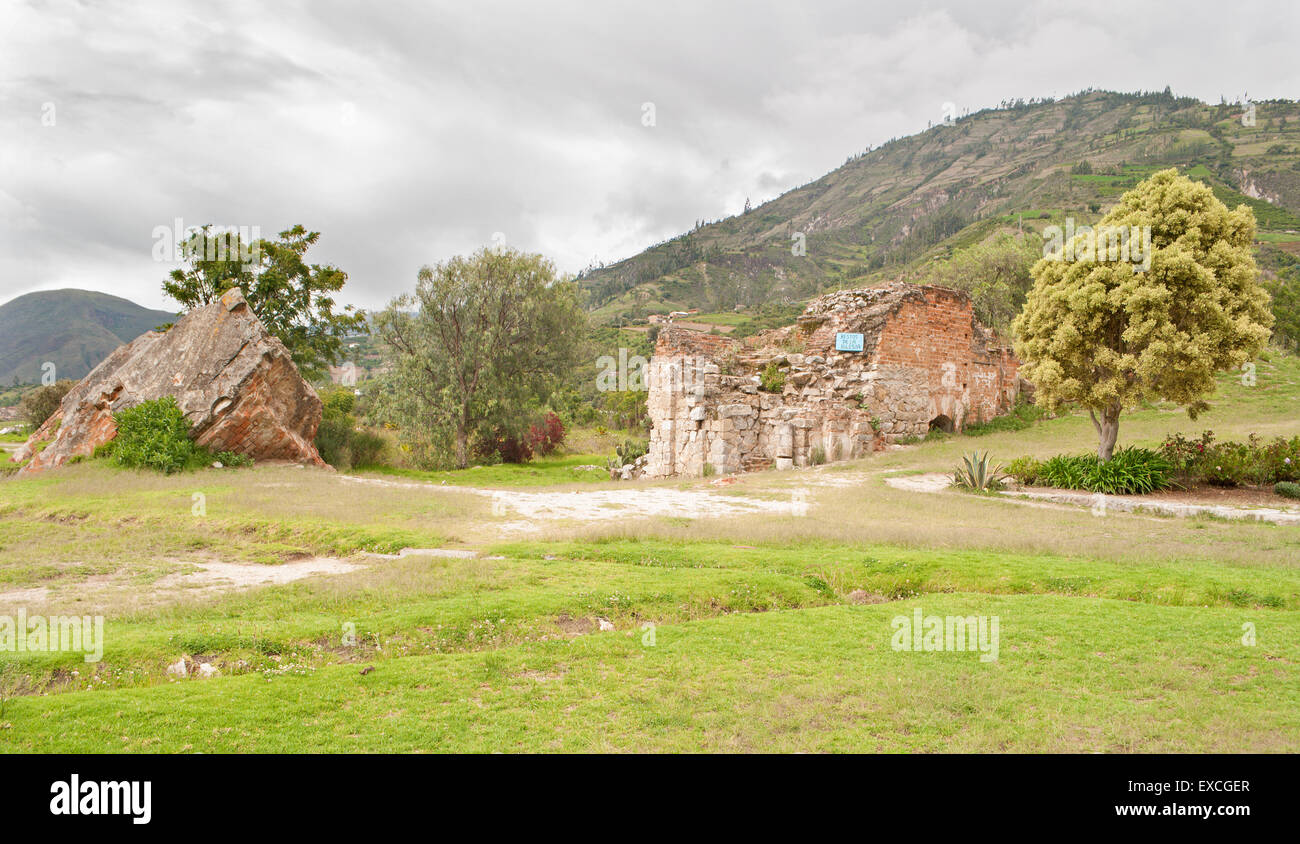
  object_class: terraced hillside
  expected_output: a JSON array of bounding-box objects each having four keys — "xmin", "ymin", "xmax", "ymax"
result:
[{"xmin": 581, "ymin": 90, "xmax": 1300, "ymax": 324}]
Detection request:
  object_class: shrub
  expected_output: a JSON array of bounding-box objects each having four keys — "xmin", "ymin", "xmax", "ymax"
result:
[
  {"xmin": 213, "ymin": 450, "xmax": 254, "ymax": 468},
  {"xmin": 1036, "ymin": 447, "xmax": 1173, "ymax": 495},
  {"xmin": 605, "ymin": 439, "xmax": 648, "ymax": 476},
  {"xmin": 0, "ymin": 458, "xmax": 28, "ymax": 477},
  {"xmin": 1276, "ymin": 481, "xmax": 1300, "ymax": 500},
  {"xmin": 1004, "ymin": 456, "xmax": 1042, "ymax": 484},
  {"xmin": 112, "ymin": 397, "xmax": 203, "ymax": 474},
  {"xmin": 615, "ymin": 439, "xmax": 647, "ymax": 466},
  {"xmin": 951, "ymin": 451, "xmax": 1004, "ymax": 492},
  {"xmin": 759, "ymin": 361, "xmax": 785, "ymax": 393},
  {"xmin": 810, "ymin": 445, "xmax": 827, "ymax": 466},
  {"xmin": 1037, "ymin": 454, "xmax": 1092, "ymax": 489},
  {"xmin": 961, "ymin": 397, "xmax": 1044, "ymax": 436},
  {"xmin": 526, "ymin": 412, "xmax": 566, "ymax": 457},
  {"xmin": 475, "ymin": 427, "xmax": 533, "ymax": 464},
  {"xmin": 348, "ymin": 431, "xmax": 387, "ymax": 468},
  {"xmin": 473, "ymin": 413, "xmax": 566, "ymax": 466},
  {"xmin": 1159, "ymin": 431, "xmax": 1300, "ymax": 487},
  {"xmin": 1088, "ymin": 447, "xmax": 1174, "ymax": 495},
  {"xmin": 19, "ymin": 380, "xmax": 75, "ymax": 429},
  {"xmin": 322, "ymin": 388, "xmax": 355, "ymax": 416},
  {"xmin": 315, "ymin": 408, "xmax": 357, "ymax": 469},
  {"xmin": 315, "ymin": 386, "xmax": 387, "ymax": 470}
]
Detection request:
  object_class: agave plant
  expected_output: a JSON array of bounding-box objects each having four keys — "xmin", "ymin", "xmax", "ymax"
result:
[{"xmin": 951, "ymin": 451, "xmax": 1004, "ymax": 491}]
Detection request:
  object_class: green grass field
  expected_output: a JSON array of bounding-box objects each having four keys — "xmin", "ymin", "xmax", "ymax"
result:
[
  {"xmin": 359, "ymin": 452, "xmax": 615, "ymax": 487},
  {"xmin": 2, "ymin": 354, "xmax": 1299, "ymax": 752}
]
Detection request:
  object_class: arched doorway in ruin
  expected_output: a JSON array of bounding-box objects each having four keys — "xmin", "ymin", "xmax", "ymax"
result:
[{"xmin": 929, "ymin": 414, "xmax": 955, "ymax": 434}]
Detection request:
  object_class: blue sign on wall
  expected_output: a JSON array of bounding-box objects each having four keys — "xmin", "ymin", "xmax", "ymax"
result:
[{"xmin": 835, "ymin": 332, "xmax": 864, "ymax": 352}]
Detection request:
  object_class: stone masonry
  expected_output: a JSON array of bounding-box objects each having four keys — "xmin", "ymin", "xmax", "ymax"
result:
[{"xmin": 645, "ymin": 282, "xmax": 1020, "ymax": 478}]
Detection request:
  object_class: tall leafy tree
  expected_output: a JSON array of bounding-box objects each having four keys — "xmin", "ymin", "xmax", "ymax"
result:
[
  {"xmin": 1264, "ymin": 267, "xmax": 1300, "ymax": 351},
  {"xmin": 1012, "ymin": 169, "xmax": 1273, "ymax": 460},
  {"xmin": 163, "ymin": 225, "xmax": 365, "ymax": 380},
  {"xmin": 373, "ymin": 248, "xmax": 586, "ymax": 469},
  {"xmin": 915, "ymin": 232, "xmax": 1041, "ymax": 334}
]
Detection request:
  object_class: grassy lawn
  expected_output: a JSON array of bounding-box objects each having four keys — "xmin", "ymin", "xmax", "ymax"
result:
[
  {"xmin": 4, "ymin": 594, "xmax": 1295, "ymax": 752},
  {"xmin": 1, "ymin": 353, "xmax": 1298, "ymax": 752},
  {"xmin": 1256, "ymin": 231, "xmax": 1300, "ymax": 243},
  {"xmin": 356, "ymin": 452, "xmax": 616, "ymax": 488}
]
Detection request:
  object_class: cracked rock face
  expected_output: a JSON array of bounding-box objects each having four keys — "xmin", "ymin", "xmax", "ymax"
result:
[{"xmin": 13, "ymin": 289, "xmax": 326, "ymax": 475}]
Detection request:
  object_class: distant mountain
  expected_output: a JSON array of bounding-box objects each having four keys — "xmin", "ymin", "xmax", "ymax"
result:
[
  {"xmin": 579, "ymin": 90, "xmax": 1300, "ymax": 323},
  {"xmin": 0, "ymin": 289, "xmax": 176, "ymax": 385}
]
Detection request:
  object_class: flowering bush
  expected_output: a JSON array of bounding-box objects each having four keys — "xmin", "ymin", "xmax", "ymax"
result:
[{"xmin": 1158, "ymin": 431, "xmax": 1300, "ymax": 487}]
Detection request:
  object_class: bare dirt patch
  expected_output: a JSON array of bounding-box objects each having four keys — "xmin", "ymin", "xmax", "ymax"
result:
[
  {"xmin": 0, "ymin": 557, "xmax": 366, "ymax": 615},
  {"xmin": 888, "ymin": 472, "xmax": 1300, "ymax": 525},
  {"xmin": 883, "ymin": 473, "xmax": 953, "ymax": 493},
  {"xmin": 339, "ymin": 471, "xmax": 848, "ymax": 533},
  {"xmin": 1144, "ymin": 484, "xmax": 1300, "ymax": 509},
  {"xmin": 155, "ymin": 558, "xmax": 361, "ymax": 591},
  {"xmin": 555, "ymin": 614, "xmax": 595, "ymax": 636},
  {"xmin": 363, "ymin": 548, "xmax": 478, "ymax": 560},
  {"xmin": 0, "ymin": 586, "xmax": 52, "ymax": 607}
]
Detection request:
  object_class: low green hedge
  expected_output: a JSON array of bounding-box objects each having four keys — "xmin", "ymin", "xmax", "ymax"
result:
[{"xmin": 1005, "ymin": 447, "xmax": 1173, "ymax": 495}]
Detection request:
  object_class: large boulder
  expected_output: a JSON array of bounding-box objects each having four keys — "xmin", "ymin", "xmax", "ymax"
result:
[{"xmin": 13, "ymin": 289, "xmax": 327, "ymax": 475}]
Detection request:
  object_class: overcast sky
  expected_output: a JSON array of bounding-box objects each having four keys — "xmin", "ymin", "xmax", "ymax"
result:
[{"xmin": 2, "ymin": 0, "xmax": 1297, "ymax": 313}]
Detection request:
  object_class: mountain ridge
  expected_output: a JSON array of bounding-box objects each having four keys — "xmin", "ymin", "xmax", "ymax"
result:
[
  {"xmin": 0, "ymin": 289, "xmax": 176, "ymax": 385},
  {"xmin": 578, "ymin": 90, "xmax": 1300, "ymax": 324}
]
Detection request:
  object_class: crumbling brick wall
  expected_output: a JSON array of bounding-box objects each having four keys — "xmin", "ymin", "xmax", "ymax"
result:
[{"xmin": 645, "ymin": 282, "xmax": 1020, "ymax": 478}]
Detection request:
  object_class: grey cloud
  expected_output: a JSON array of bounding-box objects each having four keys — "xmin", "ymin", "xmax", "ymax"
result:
[{"xmin": 1, "ymin": 0, "xmax": 1297, "ymax": 313}]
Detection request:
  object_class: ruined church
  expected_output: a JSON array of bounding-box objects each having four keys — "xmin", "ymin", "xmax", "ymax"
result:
[{"xmin": 645, "ymin": 282, "xmax": 1022, "ymax": 478}]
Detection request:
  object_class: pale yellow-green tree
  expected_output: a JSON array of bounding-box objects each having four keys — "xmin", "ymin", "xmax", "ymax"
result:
[{"xmin": 1012, "ymin": 169, "xmax": 1273, "ymax": 460}]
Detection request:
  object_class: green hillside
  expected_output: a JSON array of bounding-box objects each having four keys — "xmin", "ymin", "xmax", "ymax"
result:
[
  {"xmin": 0, "ymin": 289, "xmax": 176, "ymax": 385},
  {"xmin": 580, "ymin": 89, "xmax": 1300, "ymax": 324}
]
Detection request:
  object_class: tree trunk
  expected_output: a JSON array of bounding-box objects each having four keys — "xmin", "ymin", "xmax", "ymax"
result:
[
  {"xmin": 1091, "ymin": 405, "xmax": 1121, "ymax": 461},
  {"xmin": 455, "ymin": 423, "xmax": 468, "ymax": 469}
]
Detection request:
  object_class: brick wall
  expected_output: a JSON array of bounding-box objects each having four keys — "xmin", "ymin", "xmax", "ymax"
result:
[{"xmin": 644, "ymin": 283, "xmax": 1020, "ymax": 478}]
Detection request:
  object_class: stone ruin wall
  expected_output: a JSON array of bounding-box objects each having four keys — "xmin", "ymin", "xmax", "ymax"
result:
[{"xmin": 645, "ymin": 283, "xmax": 1020, "ymax": 478}]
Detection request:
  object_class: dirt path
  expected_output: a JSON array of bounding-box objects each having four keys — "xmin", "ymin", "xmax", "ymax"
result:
[
  {"xmin": 154, "ymin": 558, "xmax": 362, "ymax": 590},
  {"xmin": 339, "ymin": 469, "xmax": 871, "ymax": 533},
  {"xmin": 0, "ymin": 557, "xmax": 366, "ymax": 613},
  {"xmin": 886, "ymin": 472, "xmax": 1300, "ymax": 525}
]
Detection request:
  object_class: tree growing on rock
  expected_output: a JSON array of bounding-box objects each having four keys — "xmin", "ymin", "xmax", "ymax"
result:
[
  {"xmin": 163, "ymin": 225, "xmax": 365, "ymax": 380},
  {"xmin": 1012, "ymin": 169, "xmax": 1273, "ymax": 461},
  {"xmin": 373, "ymin": 247, "xmax": 586, "ymax": 469}
]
